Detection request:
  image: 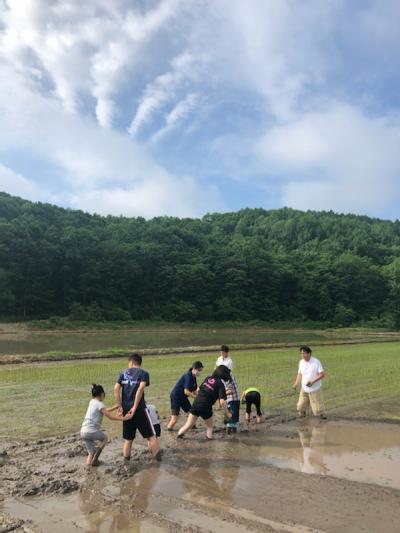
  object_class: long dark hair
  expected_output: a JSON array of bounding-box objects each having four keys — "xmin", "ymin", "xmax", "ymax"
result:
[{"xmin": 212, "ymin": 365, "xmax": 231, "ymax": 381}]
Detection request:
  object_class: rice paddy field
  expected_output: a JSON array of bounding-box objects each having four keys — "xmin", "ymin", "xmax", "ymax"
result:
[{"xmin": 1, "ymin": 341, "xmax": 400, "ymax": 440}]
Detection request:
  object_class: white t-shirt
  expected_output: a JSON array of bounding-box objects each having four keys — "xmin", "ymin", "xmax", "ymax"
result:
[
  {"xmin": 298, "ymin": 357, "xmax": 324, "ymax": 393},
  {"xmin": 216, "ymin": 355, "xmax": 233, "ymax": 371},
  {"xmin": 146, "ymin": 404, "xmax": 159, "ymax": 425},
  {"xmin": 81, "ymin": 399, "xmax": 105, "ymax": 431}
]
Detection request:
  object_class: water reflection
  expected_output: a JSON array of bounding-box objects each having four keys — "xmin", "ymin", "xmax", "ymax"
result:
[{"xmin": 296, "ymin": 424, "xmax": 328, "ymax": 475}]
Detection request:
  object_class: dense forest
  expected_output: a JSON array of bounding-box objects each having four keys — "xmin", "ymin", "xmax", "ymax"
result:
[{"xmin": 1, "ymin": 192, "xmax": 400, "ymax": 327}]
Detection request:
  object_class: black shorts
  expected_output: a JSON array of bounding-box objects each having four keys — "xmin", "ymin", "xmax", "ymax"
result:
[
  {"xmin": 123, "ymin": 407, "xmax": 156, "ymax": 440},
  {"xmin": 170, "ymin": 394, "xmax": 191, "ymax": 416},
  {"xmin": 190, "ymin": 401, "xmax": 213, "ymax": 420},
  {"xmin": 245, "ymin": 391, "xmax": 262, "ymax": 416}
]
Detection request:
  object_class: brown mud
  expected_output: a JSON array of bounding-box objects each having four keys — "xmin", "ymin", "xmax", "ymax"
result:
[{"xmin": 1, "ymin": 418, "xmax": 400, "ymax": 532}]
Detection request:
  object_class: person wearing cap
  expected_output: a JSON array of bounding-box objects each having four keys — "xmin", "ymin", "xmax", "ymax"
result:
[
  {"xmin": 292, "ymin": 346, "xmax": 326, "ymax": 419},
  {"xmin": 167, "ymin": 361, "xmax": 204, "ymax": 430}
]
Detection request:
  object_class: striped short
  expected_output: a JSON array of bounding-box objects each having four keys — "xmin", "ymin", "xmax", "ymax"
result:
[{"xmin": 122, "ymin": 406, "xmax": 155, "ymax": 440}]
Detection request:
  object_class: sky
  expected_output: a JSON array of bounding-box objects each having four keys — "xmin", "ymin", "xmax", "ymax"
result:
[{"xmin": 1, "ymin": 0, "xmax": 400, "ymax": 219}]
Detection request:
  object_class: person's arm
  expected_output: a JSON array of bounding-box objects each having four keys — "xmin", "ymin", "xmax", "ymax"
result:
[
  {"xmin": 218, "ymin": 383, "xmax": 231, "ymax": 417},
  {"xmin": 307, "ymin": 371, "xmax": 325, "ymax": 387},
  {"xmin": 114, "ymin": 382, "xmax": 123, "ymax": 415},
  {"xmin": 183, "ymin": 374, "xmax": 196, "ymax": 398},
  {"xmin": 105, "ymin": 403, "xmax": 120, "ymax": 413},
  {"xmin": 219, "ymin": 398, "xmax": 232, "ymax": 418},
  {"xmin": 100, "ymin": 407, "xmax": 128, "ymax": 421},
  {"xmin": 128, "ymin": 381, "xmax": 146, "ymax": 416},
  {"xmin": 292, "ymin": 373, "xmax": 302, "ymax": 389}
]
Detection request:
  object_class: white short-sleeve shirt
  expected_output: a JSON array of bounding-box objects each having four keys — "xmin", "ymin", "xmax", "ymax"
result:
[
  {"xmin": 81, "ymin": 399, "xmax": 105, "ymax": 431},
  {"xmin": 216, "ymin": 355, "xmax": 233, "ymax": 371},
  {"xmin": 298, "ymin": 357, "xmax": 324, "ymax": 393}
]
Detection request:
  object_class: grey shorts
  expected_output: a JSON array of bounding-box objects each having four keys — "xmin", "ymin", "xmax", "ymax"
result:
[{"xmin": 80, "ymin": 429, "xmax": 107, "ymax": 455}]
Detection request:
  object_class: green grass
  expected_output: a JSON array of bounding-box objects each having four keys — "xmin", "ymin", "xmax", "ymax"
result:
[{"xmin": 1, "ymin": 342, "xmax": 400, "ymax": 440}]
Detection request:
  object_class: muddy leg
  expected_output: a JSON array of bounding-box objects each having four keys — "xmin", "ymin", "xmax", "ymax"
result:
[
  {"xmin": 177, "ymin": 414, "xmax": 198, "ymax": 437},
  {"xmin": 123, "ymin": 439, "xmax": 133, "ymax": 460},
  {"xmin": 205, "ymin": 417, "xmax": 213, "ymax": 439},
  {"xmin": 167, "ymin": 415, "xmax": 179, "ymax": 430},
  {"xmin": 309, "ymin": 390, "xmax": 326, "ymax": 418},
  {"xmin": 297, "ymin": 389, "xmax": 309, "ymax": 417},
  {"xmin": 147, "ymin": 435, "xmax": 160, "ymax": 459}
]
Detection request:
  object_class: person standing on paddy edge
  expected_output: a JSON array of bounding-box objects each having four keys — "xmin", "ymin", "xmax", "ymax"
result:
[
  {"xmin": 215, "ymin": 345, "xmax": 233, "ymax": 371},
  {"xmin": 292, "ymin": 346, "xmax": 327, "ymax": 419},
  {"xmin": 114, "ymin": 353, "xmax": 161, "ymax": 461}
]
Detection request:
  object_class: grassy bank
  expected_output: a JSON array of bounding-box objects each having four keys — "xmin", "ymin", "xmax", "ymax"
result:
[{"xmin": 1, "ymin": 342, "xmax": 400, "ymax": 440}]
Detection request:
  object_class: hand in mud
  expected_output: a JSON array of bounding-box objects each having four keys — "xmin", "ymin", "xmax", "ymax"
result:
[{"xmin": 306, "ymin": 381, "xmax": 312, "ymax": 388}]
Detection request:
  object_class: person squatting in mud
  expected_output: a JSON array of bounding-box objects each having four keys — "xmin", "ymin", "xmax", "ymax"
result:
[
  {"xmin": 177, "ymin": 365, "xmax": 232, "ymax": 440},
  {"xmin": 241, "ymin": 387, "xmax": 263, "ymax": 425},
  {"xmin": 167, "ymin": 361, "xmax": 204, "ymax": 431},
  {"xmin": 292, "ymin": 345, "xmax": 327, "ymax": 420},
  {"xmin": 114, "ymin": 352, "xmax": 161, "ymax": 461},
  {"xmin": 80, "ymin": 384, "xmax": 131, "ymax": 467}
]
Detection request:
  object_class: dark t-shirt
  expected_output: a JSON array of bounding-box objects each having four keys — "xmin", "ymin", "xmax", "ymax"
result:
[
  {"xmin": 192, "ymin": 375, "xmax": 227, "ymax": 409},
  {"xmin": 117, "ymin": 367, "xmax": 150, "ymax": 411},
  {"xmin": 171, "ymin": 370, "xmax": 197, "ymax": 398}
]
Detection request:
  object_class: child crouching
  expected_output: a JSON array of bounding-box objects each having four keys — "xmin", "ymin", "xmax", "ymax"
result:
[{"xmin": 81, "ymin": 383, "xmax": 130, "ymax": 466}]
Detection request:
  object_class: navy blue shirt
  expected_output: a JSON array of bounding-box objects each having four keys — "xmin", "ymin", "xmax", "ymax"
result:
[
  {"xmin": 171, "ymin": 370, "xmax": 197, "ymax": 398},
  {"xmin": 117, "ymin": 367, "xmax": 150, "ymax": 411}
]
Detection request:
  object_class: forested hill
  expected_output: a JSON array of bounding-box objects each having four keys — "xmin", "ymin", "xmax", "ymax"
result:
[{"xmin": 1, "ymin": 191, "xmax": 400, "ymax": 326}]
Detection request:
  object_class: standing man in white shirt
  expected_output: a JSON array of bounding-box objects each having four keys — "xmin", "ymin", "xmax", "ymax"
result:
[
  {"xmin": 215, "ymin": 345, "xmax": 233, "ymax": 371},
  {"xmin": 292, "ymin": 345, "xmax": 326, "ymax": 419}
]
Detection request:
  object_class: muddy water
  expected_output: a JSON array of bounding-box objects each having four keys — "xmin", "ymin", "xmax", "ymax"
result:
[
  {"xmin": 243, "ymin": 419, "xmax": 400, "ymax": 488},
  {"xmin": 2, "ymin": 420, "xmax": 400, "ymax": 532}
]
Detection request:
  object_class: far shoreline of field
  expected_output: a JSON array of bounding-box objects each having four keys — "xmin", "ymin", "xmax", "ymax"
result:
[
  {"xmin": 2, "ymin": 336, "xmax": 400, "ymax": 365},
  {"xmin": 1, "ymin": 321, "xmax": 400, "ymax": 364}
]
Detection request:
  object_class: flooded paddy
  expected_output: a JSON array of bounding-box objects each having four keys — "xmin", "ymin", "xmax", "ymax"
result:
[
  {"xmin": 1, "ymin": 323, "xmax": 398, "ymax": 357},
  {"xmin": 1, "ymin": 419, "xmax": 400, "ymax": 532},
  {"xmin": 0, "ymin": 325, "xmax": 331, "ymax": 356}
]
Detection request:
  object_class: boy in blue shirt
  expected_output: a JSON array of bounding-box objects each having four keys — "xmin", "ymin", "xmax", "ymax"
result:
[{"xmin": 114, "ymin": 353, "xmax": 160, "ymax": 461}]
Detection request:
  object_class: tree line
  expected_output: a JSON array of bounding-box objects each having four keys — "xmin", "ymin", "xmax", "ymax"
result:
[{"xmin": 1, "ymin": 191, "xmax": 400, "ymax": 327}]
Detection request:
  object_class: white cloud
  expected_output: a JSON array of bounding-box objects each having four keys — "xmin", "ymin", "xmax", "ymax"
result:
[
  {"xmin": 68, "ymin": 175, "xmax": 222, "ymax": 218},
  {"xmin": 0, "ymin": 163, "xmax": 42, "ymax": 201},
  {"xmin": 255, "ymin": 103, "xmax": 400, "ymax": 214},
  {"xmin": 0, "ymin": 0, "xmax": 186, "ymax": 127},
  {"xmin": 151, "ymin": 92, "xmax": 201, "ymax": 143},
  {"xmin": 128, "ymin": 52, "xmax": 201, "ymax": 136},
  {"xmin": 0, "ymin": 61, "xmax": 222, "ymax": 217}
]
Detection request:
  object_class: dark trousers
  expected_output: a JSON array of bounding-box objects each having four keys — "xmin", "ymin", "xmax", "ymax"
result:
[{"xmin": 227, "ymin": 400, "xmax": 240, "ymax": 428}]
